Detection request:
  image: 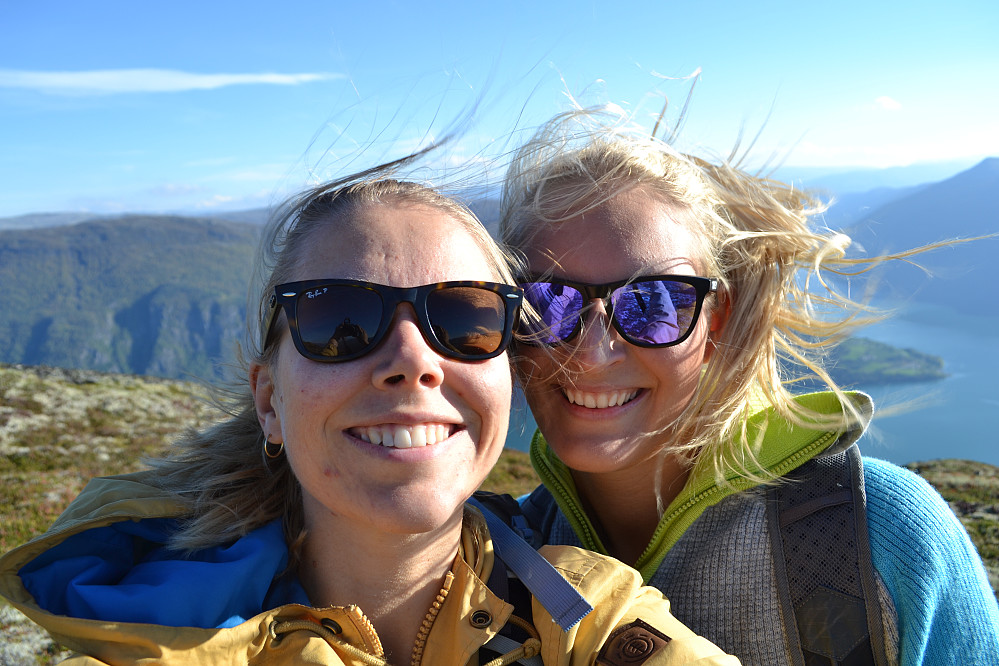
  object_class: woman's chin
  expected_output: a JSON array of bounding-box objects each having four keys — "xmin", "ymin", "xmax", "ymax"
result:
[
  {"xmin": 368, "ymin": 501, "xmax": 467, "ymax": 537},
  {"xmin": 550, "ymin": 432, "xmax": 664, "ymax": 475}
]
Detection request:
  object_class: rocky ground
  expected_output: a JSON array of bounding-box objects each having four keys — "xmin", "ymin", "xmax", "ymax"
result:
[
  {"xmin": 1, "ymin": 363, "xmax": 995, "ymax": 664},
  {"xmin": 901, "ymin": 458, "xmax": 999, "ymax": 594}
]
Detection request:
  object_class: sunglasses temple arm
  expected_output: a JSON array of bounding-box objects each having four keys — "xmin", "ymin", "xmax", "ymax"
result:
[{"xmin": 261, "ymin": 295, "xmax": 278, "ymax": 350}]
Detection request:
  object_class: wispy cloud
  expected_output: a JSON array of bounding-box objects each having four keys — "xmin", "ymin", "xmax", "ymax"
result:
[
  {"xmin": 874, "ymin": 96, "xmax": 902, "ymax": 111},
  {"xmin": 0, "ymin": 68, "xmax": 343, "ymax": 95}
]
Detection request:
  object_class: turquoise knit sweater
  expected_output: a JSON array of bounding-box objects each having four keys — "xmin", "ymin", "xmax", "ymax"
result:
[{"xmin": 863, "ymin": 457, "xmax": 999, "ymax": 664}]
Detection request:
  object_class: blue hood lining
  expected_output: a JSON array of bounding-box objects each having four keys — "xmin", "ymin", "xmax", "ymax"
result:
[{"xmin": 19, "ymin": 517, "xmax": 309, "ymax": 629}]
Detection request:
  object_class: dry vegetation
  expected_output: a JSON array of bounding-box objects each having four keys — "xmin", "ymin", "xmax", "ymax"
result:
[
  {"xmin": 0, "ymin": 365, "xmax": 220, "ymax": 553},
  {"xmin": 1, "ymin": 363, "xmax": 995, "ymax": 664},
  {"xmin": 902, "ymin": 458, "xmax": 999, "ymax": 595}
]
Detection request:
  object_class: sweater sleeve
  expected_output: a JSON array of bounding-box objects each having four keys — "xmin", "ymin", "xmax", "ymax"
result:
[{"xmin": 863, "ymin": 457, "xmax": 999, "ymax": 665}]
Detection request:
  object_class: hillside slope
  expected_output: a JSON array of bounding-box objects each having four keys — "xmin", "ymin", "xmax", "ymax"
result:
[
  {"xmin": 1, "ymin": 363, "xmax": 995, "ymax": 663},
  {"xmin": 843, "ymin": 158, "xmax": 999, "ymax": 311}
]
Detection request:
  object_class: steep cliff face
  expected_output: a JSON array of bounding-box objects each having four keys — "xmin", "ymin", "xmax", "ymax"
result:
[
  {"xmin": 110, "ymin": 284, "xmax": 246, "ymax": 377},
  {"xmin": 0, "ymin": 215, "xmax": 258, "ymax": 379}
]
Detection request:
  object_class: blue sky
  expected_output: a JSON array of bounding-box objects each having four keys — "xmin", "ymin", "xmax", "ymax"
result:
[{"xmin": 1, "ymin": 0, "xmax": 997, "ymax": 217}]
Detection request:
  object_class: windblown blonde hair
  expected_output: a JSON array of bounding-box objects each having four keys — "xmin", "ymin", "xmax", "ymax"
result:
[
  {"xmin": 501, "ymin": 106, "xmax": 928, "ymax": 485},
  {"xmin": 150, "ymin": 153, "xmax": 518, "ymax": 554}
]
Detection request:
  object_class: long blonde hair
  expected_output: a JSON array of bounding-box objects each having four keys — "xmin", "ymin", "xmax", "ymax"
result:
[
  {"xmin": 501, "ymin": 106, "xmax": 921, "ymax": 484},
  {"xmin": 150, "ymin": 156, "xmax": 517, "ymax": 553}
]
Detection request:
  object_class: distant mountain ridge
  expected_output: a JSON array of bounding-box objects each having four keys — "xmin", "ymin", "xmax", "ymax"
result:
[
  {"xmin": 840, "ymin": 158, "xmax": 999, "ymax": 311},
  {"xmin": 0, "ymin": 212, "xmax": 103, "ymax": 230},
  {"xmin": 844, "ymin": 158, "xmax": 999, "ymax": 244},
  {"xmin": 0, "ymin": 161, "xmax": 994, "ymax": 379},
  {"xmin": 779, "ymin": 157, "xmax": 982, "ymax": 195}
]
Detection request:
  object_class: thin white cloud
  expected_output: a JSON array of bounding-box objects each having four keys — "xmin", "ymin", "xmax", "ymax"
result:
[
  {"xmin": 197, "ymin": 194, "xmax": 236, "ymax": 208},
  {"xmin": 787, "ymin": 135, "xmax": 996, "ymax": 168},
  {"xmin": 0, "ymin": 68, "xmax": 343, "ymax": 95},
  {"xmin": 149, "ymin": 183, "xmax": 206, "ymax": 197},
  {"xmin": 875, "ymin": 96, "xmax": 902, "ymax": 111}
]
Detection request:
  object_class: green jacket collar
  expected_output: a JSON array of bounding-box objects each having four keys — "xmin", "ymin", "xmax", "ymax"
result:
[{"xmin": 530, "ymin": 391, "xmax": 872, "ymax": 581}]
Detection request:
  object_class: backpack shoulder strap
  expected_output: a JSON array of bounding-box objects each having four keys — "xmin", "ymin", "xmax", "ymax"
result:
[
  {"xmin": 766, "ymin": 442, "xmax": 890, "ymax": 666},
  {"xmin": 469, "ymin": 492, "xmax": 588, "ymax": 666},
  {"xmin": 467, "ymin": 493, "xmax": 592, "ymax": 631},
  {"xmin": 472, "ymin": 490, "xmax": 544, "ymax": 548}
]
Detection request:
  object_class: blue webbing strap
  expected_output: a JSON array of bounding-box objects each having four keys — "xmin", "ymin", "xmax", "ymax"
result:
[{"xmin": 467, "ymin": 497, "xmax": 593, "ymax": 631}]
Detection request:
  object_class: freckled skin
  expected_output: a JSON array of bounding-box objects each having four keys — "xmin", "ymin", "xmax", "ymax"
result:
[
  {"xmin": 518, "ymin": 187, "xmax": 719, "ymax": 478},
  {"xmin": 252, "ymin": 202, "xmax": 512, "ymax": 538}
]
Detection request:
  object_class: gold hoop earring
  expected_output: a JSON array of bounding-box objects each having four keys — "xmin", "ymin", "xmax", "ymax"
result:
[{"xmin": 264, "ymin": 438, "xmax": 284, "ymax": 459}]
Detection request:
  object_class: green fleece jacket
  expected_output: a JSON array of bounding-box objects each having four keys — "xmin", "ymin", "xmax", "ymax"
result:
[{"xmin": 530, "ymin": 391, "xmax": 869, "ymax": 581}]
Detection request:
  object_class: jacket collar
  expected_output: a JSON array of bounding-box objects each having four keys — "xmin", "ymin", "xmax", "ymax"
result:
[
  {"xmin": 0, "ymin": 473, "xmax": 514, "ymax": 664},
  {"xmin": 530, "ymin": 391, "xmax": 873, "ymax": 581}
]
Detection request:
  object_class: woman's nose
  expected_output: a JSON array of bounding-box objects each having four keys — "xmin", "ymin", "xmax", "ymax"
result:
[
  {"xmin": 568, "ymin": 299, "xmax": 626, "ymax": 369},
  {"xmin": 371, "ymin": 305, "xmax": 445, "ymax": 389}
]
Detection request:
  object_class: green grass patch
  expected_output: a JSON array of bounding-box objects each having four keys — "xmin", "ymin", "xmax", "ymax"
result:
[{"xmin": 480, "ymin": 449, "xmax": 540, "ymax": 498}]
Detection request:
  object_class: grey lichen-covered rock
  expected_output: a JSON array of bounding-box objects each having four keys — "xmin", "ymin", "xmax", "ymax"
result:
[{"xmin": 0, "ymin": 605, "xmax": 71, "ymax": 666}]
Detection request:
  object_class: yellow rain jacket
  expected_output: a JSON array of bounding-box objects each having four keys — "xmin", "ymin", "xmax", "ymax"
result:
[{"xmin": 0, "ymin": 473, "xmax": 740, "ymax": 665}]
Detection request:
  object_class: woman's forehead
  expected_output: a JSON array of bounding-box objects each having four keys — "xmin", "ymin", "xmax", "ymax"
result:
[
  {"xmin": 523, "ymin": 188, "xmax": 704, "ymax": 280},
  {"xmin": 292, "ymin": 202, "xmax": 500, "ymax": 284}
]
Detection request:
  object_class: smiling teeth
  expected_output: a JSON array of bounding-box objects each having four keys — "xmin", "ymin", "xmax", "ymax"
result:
[
  {"xmin": 564, "ymin": 388, "xmax": 639, "ymax": 409},
  {"xmin": 355, "ymin": 424, "xmax": 450, "ymax": 448}
]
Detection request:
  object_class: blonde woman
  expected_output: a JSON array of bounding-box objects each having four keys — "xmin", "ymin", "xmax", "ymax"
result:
[
  {"xmin": 501, "ymin": 107, "xmax": 999, "ymax": 665},
  {"xmin": 0, "ymin": 156, "xmax": 740, "ymax": 665}
]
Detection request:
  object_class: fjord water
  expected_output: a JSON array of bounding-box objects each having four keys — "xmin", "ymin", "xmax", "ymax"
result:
[
  {"xmin": 504, "ymin": 301, "xmax": 999, "ymax": 467},
  {"xmin": 853, "ymin": 303, "xmax": 999, "ymax": 466}
]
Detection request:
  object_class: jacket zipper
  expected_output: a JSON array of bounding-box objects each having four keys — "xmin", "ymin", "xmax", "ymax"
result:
[{"xmin": 346, "ymin": 606, "xmax": 385, "ymax": 659}]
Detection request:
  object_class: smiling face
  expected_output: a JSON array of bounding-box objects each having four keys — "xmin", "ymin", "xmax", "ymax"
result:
[
  {"xmin": 517, "ymin": 186, "xmax": 720, "ymax": 477},
  {"xmin": 251, "ymin": 200, "xmax": 512, "ymax": 537}
]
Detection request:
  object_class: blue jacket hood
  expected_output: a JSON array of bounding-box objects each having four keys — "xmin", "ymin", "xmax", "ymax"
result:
[{"xmin": 18, "ymin": 514, "xmax": 309, "ymax": 629}]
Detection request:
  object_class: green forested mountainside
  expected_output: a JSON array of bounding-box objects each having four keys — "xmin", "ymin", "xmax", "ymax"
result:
[
  {"xmin": 0, "ymin": 215, "xmax": 259, "ymax": 379},
  {"xmin": 0, "ymin": 213, "xmax": 949, "ymax": 383},
  {"xmin": 4, "ymin": 167, "xmax": 986, "ymax": 385}
]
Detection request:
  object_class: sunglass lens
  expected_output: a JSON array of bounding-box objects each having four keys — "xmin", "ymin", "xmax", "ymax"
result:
[
  {"xmin": 427, "ymin": 287, "xmax": 507, "ymax": 357},
  {"xmin": 521, "ymin": 283, "xmax": 585, "ymax": 344},
  {"xmin": 296, "ymin": 286, "xmax": 382, "ymax": 359},
  {"xmin": 612, "ymin": 280, "xmax": 698, "ymax": 345}
]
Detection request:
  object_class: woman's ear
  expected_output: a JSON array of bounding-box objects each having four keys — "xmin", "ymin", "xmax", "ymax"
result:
[
  {"xmin": 703, "ymin": 288, "xmax": 731, "ymax": 364},
  {"xmin": 249, "ymin": 361, "xmax": 283, "ymax": 443}
]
